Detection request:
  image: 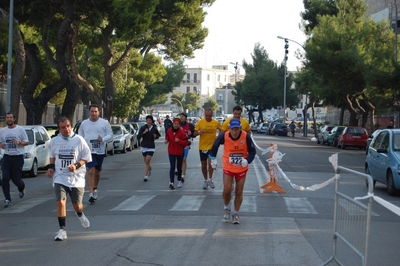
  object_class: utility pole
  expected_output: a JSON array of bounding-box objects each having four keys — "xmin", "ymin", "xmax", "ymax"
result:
[{"xmin": 6, "ymin": 0, "xmax": 14, "ymax": 113}]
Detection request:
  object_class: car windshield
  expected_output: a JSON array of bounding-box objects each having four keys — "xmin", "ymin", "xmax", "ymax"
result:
[
  {"xmin": 393, "ymin": 133, "xmax": 400, "ymax": 151},
  {"xmin": 112, "ymin": 127, "xmax": 122, "ymax": 135},
  {"xmin": 25, "ymin": 130, "xmax": 34, "ymax": 144}
]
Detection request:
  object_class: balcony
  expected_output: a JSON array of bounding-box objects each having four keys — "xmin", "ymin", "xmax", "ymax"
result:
[{"xmin": 182, "ymin": 79, "xmax": 200, "ymax": 84}]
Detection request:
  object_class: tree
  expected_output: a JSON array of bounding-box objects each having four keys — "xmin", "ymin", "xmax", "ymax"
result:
[{"xmin": 202, "ymin": 98, "xmax": 218, "ymax": 112}]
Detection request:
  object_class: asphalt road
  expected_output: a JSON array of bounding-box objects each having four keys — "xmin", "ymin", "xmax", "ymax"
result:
[{"xmin": 1, "ymin": 132, "xmax": 400, "ymax": 266}]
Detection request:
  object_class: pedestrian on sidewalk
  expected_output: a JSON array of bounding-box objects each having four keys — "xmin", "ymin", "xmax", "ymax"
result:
[
  {"xmin": 209, "ymin": 118, "xmax": 256, "ymax": 224},
  {"xmin": 46, "ymin": 117, "xmax": 92, "ymax": 241},
  {"xmin": 0, "ymin": 112, "xmax": 28, "ymax": 208},
  {"xmin": 137, "ymin": 115, "xmax": 161, "ymax": 182},
  {"xmin": 78, "ymin": 104, "xmax": 113, "ymax": 203},
  {"xmin": 289, "ymin": 121, "xmax": 296, "ymax": 138},
  {"xmin": 164, "ymin": 117, "xmax": 189, "ymax": 189},
  {"xmin": 193, "ymin": 109, "xmax": 222, "ymax": 189}
]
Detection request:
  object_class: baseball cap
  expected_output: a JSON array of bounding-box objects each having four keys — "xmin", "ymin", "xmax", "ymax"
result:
[
  {"xmin": 229, "ymin": 118, "xmax": 241, "ymax": 129},
  {"xmin": 179, "ymin": 112, "xmax": 188, "ymax": 117}
]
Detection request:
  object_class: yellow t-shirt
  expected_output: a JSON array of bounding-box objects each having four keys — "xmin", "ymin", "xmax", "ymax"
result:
[
  {"xmin": 221, "ymin": 117, "xmax": 251, "ymax": 132},
  {"xmin": 195, "ymin": 119, "xmax": 222, "ymax": 150}
]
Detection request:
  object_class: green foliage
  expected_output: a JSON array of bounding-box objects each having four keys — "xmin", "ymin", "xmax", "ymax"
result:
[{"xmin": 202, "ymin": 98, "xmax": 218, "ymax": 112}]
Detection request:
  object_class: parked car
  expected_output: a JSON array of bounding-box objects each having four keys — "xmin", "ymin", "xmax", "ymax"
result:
[
  {"xmin": 257, "ymin": 122, "xmax": 269, "ymax": 134},
  {"xmin": 267, "ymin": 121, "xmax": 279, "ymax": 135},
  {"xmin": 73, "ymin": 120, "xmax": 114, "ymax": 156},
  {"xmin": 317, "ymin": 125, "xmax": 335, "ymax": 145},
  {"xmin": 326, "ymin": 126, "xmax": 346, "ymax": 147},
  {"xmin": 111, "ymin": 124, "xmax": 132, "ymax": 153},
  {"xmin": 365, "ymin": 129, "xmax": 400, "ymax": 195},
  {"xmin": 21, "ymin": 125, "xmax": 51, "ymax": 177},
  {"xmin": 337, "ymin": 126, "xmax": 368, "ymax": 149},
  {"xmin": 365, "ymin": 129, "xmax": 381, "ymax": 154},
  {"xmin": 42, "ymin": 124, "xmax": 59, "ymax": 138},
  {"xmin": 250, "ymin": 122, "xmax": 261, "ymax": 132},
  {"xmin": 122, "ymin": 123, "xmax": 139, "ymax": 148},
  {"xmin": 271, "ymin": 123, "xmax": 288, "ymax": 136}
]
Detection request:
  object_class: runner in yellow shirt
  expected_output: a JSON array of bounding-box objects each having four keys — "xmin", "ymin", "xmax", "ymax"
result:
[
  {"xmin": 220, "ymin": 106, "xmax": 251, "ymax": 134},
  {"xmin": 194, "ymin": 109, "xmax": 222, "ymax": 189}
]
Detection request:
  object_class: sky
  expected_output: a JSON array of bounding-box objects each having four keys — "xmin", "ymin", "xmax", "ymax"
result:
[{"xmin": 185, "ymin": 0, "xmax": 307, "ymax": 73}]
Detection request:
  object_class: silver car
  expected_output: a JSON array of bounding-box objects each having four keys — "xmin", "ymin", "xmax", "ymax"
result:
[{"xmin": 112, "ymin": 124, "xmax": 132, "ymax": 153}]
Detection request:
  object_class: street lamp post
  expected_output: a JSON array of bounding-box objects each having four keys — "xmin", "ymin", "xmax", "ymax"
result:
[{"xmin": 229, "ymin": 62, "xmax": 241, "ymax": 84}]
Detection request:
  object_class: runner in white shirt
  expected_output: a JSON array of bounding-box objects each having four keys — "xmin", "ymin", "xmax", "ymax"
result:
[
  {"xmin": 0, "ymin": 112, "xmax": 29, "ymax": 208},
  {"xmin": 46, "ymin": 117, "xmax": 92, "ymax": 241},
  {"xmin": 78, "ymin": 104, "xmax": 113, "ymax": 203}
]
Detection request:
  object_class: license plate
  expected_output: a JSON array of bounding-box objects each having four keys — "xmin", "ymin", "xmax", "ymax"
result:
[{"xmin": 352, "ymin": 136, "xmax": 361, "ymax": 138}]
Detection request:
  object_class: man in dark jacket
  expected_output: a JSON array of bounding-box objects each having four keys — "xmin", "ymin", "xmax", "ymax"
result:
[{"xmin": 164, "ymin": 115, "xmax": 172, "ymax": 135}]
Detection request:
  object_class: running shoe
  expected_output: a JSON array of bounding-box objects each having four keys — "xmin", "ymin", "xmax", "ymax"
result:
[
  {"xmin": 143, "ymin": 176, "xmax": 148, "ymax": 182},
  {"xmin": 169, "ymin": 182, "xmax": 175, "ymax": 190},
  {"xmin": 223, "ymin": 209, "xmax": 231, "ymax": 223},
  {"xmin": 55, "ymin": 229, "xmax": 67, "ymax": 241},
  {"xmin": 209, "ymin": 179, "xmax": 215, "ymax": 189},
  {"xmin": 147, "ymin": 167, "xmax": 152, "ymax": 176},
  {"xmin": 4, "ymin": 199, "xmax": 12, "ymax": 208},
  {"xmin": 203, "ymin": 180, "xmax": 208, "ymax": 189},
  {"xmin": 232, "ymin": 213, "xmax": 240, "ymax": 224},
  {"xmin": 93, "ymin": 189, "xmax": 98, "ymax": 200},
  {"xmin": 177, "ymin": 181, "xmax": 182, "ymax": 188},
  {"xmin": 19, "ymin": 190, "xmax": 25, "ymax": 199},
  {"xmin": 76, "ymin": 212, "xmax": 90, "ymax": 228},
  {"xmin": 88, "ymin": 193, "xmax": 96, "ymax": 203}
]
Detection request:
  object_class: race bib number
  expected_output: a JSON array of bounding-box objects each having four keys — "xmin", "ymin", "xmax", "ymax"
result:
[
  {"xmin": 58, "ymin": 154, "xmax": 74, "ymax": 173},
  {"xmin": 229, "ymin": 153, "xmax": 243, "ymax": 165},
  {"xmin": 90, "ymin": 139, "xmax": 101, "ymax": 152},
  {"xmin": 5, "ymin": 139, "xmax": 17, "ymax": 151}
]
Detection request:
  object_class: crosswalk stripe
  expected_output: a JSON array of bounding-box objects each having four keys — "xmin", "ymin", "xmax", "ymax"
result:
[
  {"xmin": 170, "ymin": 195, "xmax": 206, "ymax": 211},
  {"xmin": 284, "ymin": 197, "xmax": 317, "ymax": 214},
  {"xmin": 1, "ymin": 197, "xmax": 52, "ymax": 213},
  {"xmin": 110, "ymin": 195, "xmax": 156, "ymax": 211},
  {"xmin": 239, "ymin": 196, "xmax": 257, "ymax": 212}
]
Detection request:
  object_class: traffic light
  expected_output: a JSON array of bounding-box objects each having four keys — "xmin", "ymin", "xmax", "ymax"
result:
[{"xmin": 284, "ymin": 39, "xmax": 289, "ymax": 61}]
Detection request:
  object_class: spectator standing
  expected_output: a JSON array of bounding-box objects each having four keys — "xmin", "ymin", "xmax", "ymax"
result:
[
  {"xmin": 209, "ymin": 118, "xmax": 256, "ymax": 224},
  {"xmin": 164, "ymin": 115, "xmax": 173, "ymax": 135},
  {"xmin": 387, "ymin": 121, "xmax": 394, "ymax": 128},
  {"xmin": 164, "ymin": 118, "xmax": 189, "ymax": 189},
  {"xmin": 137, "ymin": 115, "xmax": 161, "ymax": 182},
  {"xmin": 220, "ymin": 106, "xmax": 251, "ymax": 134},
  {"xmin": 78, "ymin": 104, "xmax": 113, "ymax": 203},
  {"xmin": 289, "ymin": 121, "xmax": 296, "ymax": 137},
  {"xmin": 193, "ymin": 109, "xmax": 221, "ymax": 189},
  {"xmin": 0, "ymin": 112, "xmax": 28, "ymax": 208},
  {"xmin": 46, "ymin": 117, "xmax": 92, "ymax": 241}
]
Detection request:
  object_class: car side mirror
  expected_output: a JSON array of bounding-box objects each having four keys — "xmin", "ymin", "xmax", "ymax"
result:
[{"xmin": 37, "ymin": 140, "xmax": 45, "ymax": 146}]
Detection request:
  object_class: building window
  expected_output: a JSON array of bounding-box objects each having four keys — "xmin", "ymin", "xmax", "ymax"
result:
[
  {"xmin": 186, "ymin": 87, "xmax": 190, "ymax": 93},
  {"xmin": 218, "ymin": 94, "xmax": 223, "ymax": 101},
  {"xmin": 207, "ymin": 74, "xmax": 210, "ymax": 81},
  {"xmin": 193, "ymin": 87, "xmax": 197, "ymax": 93},
  {"xmin": 186, "ymin": 73, "xmax": 190, "ymax": 83},
  {"xmin": 194, "ymin": 73, "xmax": 197, "ymax": 83}
]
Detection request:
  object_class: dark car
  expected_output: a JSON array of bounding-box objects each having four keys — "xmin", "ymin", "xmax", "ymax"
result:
[
  {"xmin": 326, "ymin": 126, "xmax": 346, "ymax": 147},
  {"xmin": 271, "ymin": 123, "xmax": 288, "ymax": 136},
  {"xmin": 317, "ymin": 125, "xmax": 335, "ymax": 145},
  {"xmin": 337, "ymin": 126, "xmax": 368, "ymax": 149}
]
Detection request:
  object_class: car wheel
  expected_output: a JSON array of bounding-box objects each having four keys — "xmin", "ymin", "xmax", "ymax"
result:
[
  {"xmin": 333, "ymin": 139, "xmax": 338, "ymax": 147},
  {"xmin": 29, "ymin": 159, "xmax": 38, "ymax": 177},
  {"xmin": 121, "ymin": 142, "xmax": 126, "ymax": 153},
  {"xmin": 317, "ymin": 137, "xmax": 321, "ymax": 144},
  {"xmin": 364, "ymin": 165, "xmax": 376, "ymax": 188},
  {"xmin": 341, "ymin": 143, "xmax": 346, "ymax": 149},
  {"xmin": 134, "ymin": 139, "xmax": 138, "ymax": 148},
  {"xmin": 387, "ymin": 170, "xmax": 400, "ymax": 196},
  {"xmin": 104, "ymin": 144, "xmax": 108, "ymax": 157},
  {"xmin": 110, "ymin": 146, "xmax": 114, "ymax": 156}
]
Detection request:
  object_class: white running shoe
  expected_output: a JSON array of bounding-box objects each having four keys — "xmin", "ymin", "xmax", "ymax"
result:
[
  {"xmin": 177, "ymin": 181, "xmax": 182, "ymax": 188},
  {"xmin": 77, "ymin": 212, "xmax": 90, "ymax": 228},
  {"xmin": 223, "ymin": 209, "xmax": 231, "ymax": 223},
  {"xmin": 232, "ymin": 213, "xmax": 240, "ymax": 224},
  {"xmin": 203, "ymin": 180, "xmax": 208, "ymax": 189},
  {"xmin": 93, "ymin": 189, "xmax": 98, "ymax": 200},
  {"xmin": 55, "ymin": 229, "xmax": 67, "ymax": 241},
  {"xmin": 209, "ymin": 179, "xmax": 215, "ymax": 189}
]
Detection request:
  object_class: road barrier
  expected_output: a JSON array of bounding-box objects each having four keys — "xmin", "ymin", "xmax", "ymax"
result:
[{"xmin": 251, "ymin": 137, "xmax": 400, "ymax": 265}]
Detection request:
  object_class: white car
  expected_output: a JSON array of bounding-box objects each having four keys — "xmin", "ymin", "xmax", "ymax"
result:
[
  {"xmin": 21, "ymin": 125, "xmax": 51, "ymax": 177},
  {"xmin": 122, "ymin": 123, "xmax": 139, "ymax": 148},
  {"xmin": 112, "ymin": 124, "xmax": 132, "ymax": 153}
]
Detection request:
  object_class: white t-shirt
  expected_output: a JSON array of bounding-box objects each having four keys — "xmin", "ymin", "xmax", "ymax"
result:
[
  {"xmin": 49, "ymin": 134, "xmax": 92, "ymax": 188},
  {"xmin": 78, "ymin": 118, "xmax": 113, "ymax": 155},
  {"xmin": 0, "ymin": 125, "xmax": 29, "ymax": 155}
]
